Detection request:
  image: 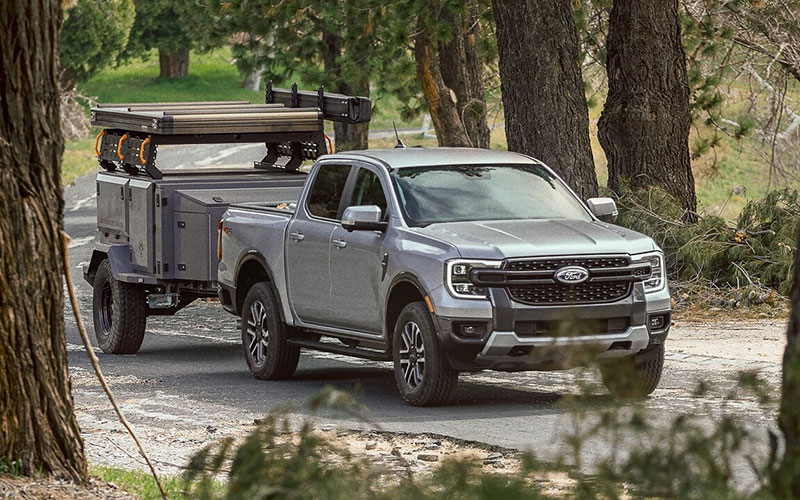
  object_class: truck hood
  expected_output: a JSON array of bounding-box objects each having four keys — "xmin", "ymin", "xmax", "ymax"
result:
[{"xmin": 414, "ymin": 219, "xmax": 657, "ymax": 259}]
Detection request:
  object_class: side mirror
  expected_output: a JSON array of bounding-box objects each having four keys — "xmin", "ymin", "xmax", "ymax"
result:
[
  {"xmin": 586, "ymin": 197, "xmax": 618, "ymax": 223},
  {"xmin": 341, "ymin": 205, "xmax": 387, "ymax": 232}
]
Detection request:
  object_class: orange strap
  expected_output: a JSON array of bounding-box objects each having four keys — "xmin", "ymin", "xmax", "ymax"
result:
[
  {"xmin": 138, "ymin": 137, "xmax": 151, "ymax": 164},
  {"xmin": 116, "ymin": 134, "xmax": 129, "ymax": 160},
  {"xmin": 324, "ymin": 134, "xmax": 333, "ymax": 154},
  {"xmin": 94, "ymin": 130, "xmax": 105, "ymax": 156}
]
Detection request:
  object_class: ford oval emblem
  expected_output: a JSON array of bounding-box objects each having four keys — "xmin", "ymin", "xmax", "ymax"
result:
[{"xmin": 555, "ymin": 266, "xmax": 589, "ymax": 285}]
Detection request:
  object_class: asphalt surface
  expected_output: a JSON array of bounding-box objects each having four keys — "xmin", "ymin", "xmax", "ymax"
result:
[{"xmin": 63, "ymin": 144, "xmax": 784, "ymax": 484}]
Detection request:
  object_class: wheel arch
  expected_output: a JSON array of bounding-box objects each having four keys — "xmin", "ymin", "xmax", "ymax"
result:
[
  {"xmin": 234, "ymin": 252, "xmax": 286, "ymax": 322},
  {"xmin": 385, "ymin": 274, "xmax": 431, "ymax": 340}
]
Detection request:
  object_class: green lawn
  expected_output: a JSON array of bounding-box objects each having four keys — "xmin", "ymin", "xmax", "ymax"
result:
[
  {"xmin": 62, "ymin": 137, "xmax": 98, "ymax": 186},
  {"xmin": 81, "ymin": 49, "xmax": 262, "ymax": 104},
  {"xmin": 93, "ymin": 466, "xmax": 186, "ymax": 500}
]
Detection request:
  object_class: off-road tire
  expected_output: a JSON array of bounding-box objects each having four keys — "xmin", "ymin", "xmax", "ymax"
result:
[
  {"xmin": 392, "ymin": 302, "xmax": 458, "ymax": 406},
  {"xmin": 600, "ymin": 343, "xmax": 665, "ymax": 398},
  {"xmin": 241, "ymin": 282, "xmax": 300, "ymax": 380},
  {"xmin": 92, "ymin": 259, "xmax": 147, "ymax": 354}
]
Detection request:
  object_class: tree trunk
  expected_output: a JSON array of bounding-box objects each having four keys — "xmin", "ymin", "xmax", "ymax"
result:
[
  {"xmin": 439, "ymin": 1, "xmax": 490, "ymax": 149},
  {"xmin": 241, "ymin": 67, "xmax": 263, "ymax": 92},
  {"xmin": 415, "ymin": 27, "xmax": 472, "ymax": 147},
  {"xmin": 775, "ymin": 226, "xmax": 800, "ymax": 496},
  {"xmin": 0, "ymin": 0, "xmax": 87, "ymax": 481},
  {"xmin": 598, "ymin": 0, "xmax": 697, "ymax": 218},
  {"xmin": 158, "ymin": 47, "xmax": 189, "ymax": 78},
  {"xmin": 492, "ymin": 0, "xmax": 598, "ymax": 199},
  {"xmin": 322, "ymin": 33, "xmax": 369, "ymax": 151},
  {"xmin": 332, "ymin": 83, "xmax": 370, "ymax": 152}
]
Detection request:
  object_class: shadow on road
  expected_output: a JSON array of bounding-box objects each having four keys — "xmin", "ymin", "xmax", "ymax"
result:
[{"xmin": 70, "ymin": 333, "xmax": 625, "ymax": 422}]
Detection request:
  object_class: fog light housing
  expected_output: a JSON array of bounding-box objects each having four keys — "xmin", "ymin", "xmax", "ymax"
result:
[
  {"xmin": 648, "ymin": 314, "xmax": 668, "ymax": 331},
  {"xmin": 453, "ymin": 321, "xmax": 487, "ymax": 339}
]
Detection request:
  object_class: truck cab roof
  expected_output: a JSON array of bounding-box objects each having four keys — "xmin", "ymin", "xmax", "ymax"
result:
[{"xmin": 334, "ymin": 147, "xmax": 537, "ymax": 169}]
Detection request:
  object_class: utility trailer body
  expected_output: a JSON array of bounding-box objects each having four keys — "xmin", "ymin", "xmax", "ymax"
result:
[{"xmin": 90, "ymin": 169, "xmax": 305, "ymax": 311}]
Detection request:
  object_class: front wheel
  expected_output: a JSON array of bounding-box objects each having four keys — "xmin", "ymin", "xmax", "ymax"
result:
[
  {"xmin": 92, "ymin": 259, "xmax": 147, "ymax": 354},
  {"xmin": 600, "ymin": 343, "xmax": 665, "ymax": 398},
  {"xmin": 392, "ymin": 302, "xmax": 458, "ymax": 406},
  {"xmin": 241, "ymin": 282, "xmax": 300, "ymax": 380}
]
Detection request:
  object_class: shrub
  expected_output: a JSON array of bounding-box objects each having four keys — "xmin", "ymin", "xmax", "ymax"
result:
[{"xmin": 614, "ymin": 187, "xmax": 798, "ymax": 298}]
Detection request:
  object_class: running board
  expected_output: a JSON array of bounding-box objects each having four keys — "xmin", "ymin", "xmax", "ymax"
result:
[{"xmin": 287, "ymin": 339, "xmax": 392, "ymax": 361}]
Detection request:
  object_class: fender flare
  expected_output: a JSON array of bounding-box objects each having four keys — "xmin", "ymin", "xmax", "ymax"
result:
[
  {"xmin": 384, "ymin": 272, "xmax": 434, "ymax": 337},
  {"xmin": 233, "ymin": 251, "xmax": 287, "ymax": 322},
  {"xmin": 83, "ymin": 245, "xmax": 132, "ymax": 285}
]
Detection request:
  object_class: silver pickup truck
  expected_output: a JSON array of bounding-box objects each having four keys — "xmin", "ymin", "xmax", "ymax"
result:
[{"xmin": 217, "ymin": 148, "xmax": 671, "ymax": 406}]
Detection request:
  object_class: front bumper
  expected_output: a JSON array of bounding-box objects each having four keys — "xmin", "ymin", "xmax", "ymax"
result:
[{"xmin": 432, "ymin": 283, "xmax": 671, "ymax": 371}]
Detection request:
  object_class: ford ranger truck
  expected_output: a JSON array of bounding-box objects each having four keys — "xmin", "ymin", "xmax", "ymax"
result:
[{"xmin": 216, "ymin": 148, "xmax": 671, "ymax": 406}]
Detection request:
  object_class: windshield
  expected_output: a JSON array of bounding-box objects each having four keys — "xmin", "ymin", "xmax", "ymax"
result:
[{"xmin": 392, "ymin": 164, "xmax": 592, "ymax": 226}]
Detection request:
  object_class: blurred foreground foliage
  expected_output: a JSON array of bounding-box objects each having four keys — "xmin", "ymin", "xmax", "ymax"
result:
[
  {"xmin": 614, "ymin": 187, "xmax": 799, "ymax": 303},
  {"xmin": 181, "ymin": 382, "xmax": 781, "ymax": 500}
]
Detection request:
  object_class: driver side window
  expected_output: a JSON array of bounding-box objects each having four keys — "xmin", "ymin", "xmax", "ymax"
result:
[{"xmin": 348, "ymin": 167, "xmax": 388, "ymax": 218}]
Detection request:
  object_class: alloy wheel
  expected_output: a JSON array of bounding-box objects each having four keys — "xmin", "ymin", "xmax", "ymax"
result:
[
  {"xmin": 399, "ymin": 321, "xmax": 425, "ymax": 388},
  {"xmin": 246, "ymin": 300, "xmax": 269, "ymax": 365}
]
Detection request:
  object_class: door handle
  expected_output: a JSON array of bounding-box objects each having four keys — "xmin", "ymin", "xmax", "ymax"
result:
[
  {"xmin": 332, "ymin": 239, "xmax": 347, "ymax": 248},
  {"xmin": 290, "ymin": 231, "xmax": 305, "ymax": 241}
]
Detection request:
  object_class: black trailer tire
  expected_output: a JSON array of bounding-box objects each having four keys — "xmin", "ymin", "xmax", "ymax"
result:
[
  {"xmin": 600, "ymin": 343, "xmax": 665, "ymax": 398},
  {"xmin": 392, "ymin": 302, "xmax": 458, "ymax": 406},
  {"xmin": 92, "ymin": 259, "xmax": 147, "ymax": 354},
  {"xmin": 241, "ymin": 282, "xmax": 300, "ymax": 380}
]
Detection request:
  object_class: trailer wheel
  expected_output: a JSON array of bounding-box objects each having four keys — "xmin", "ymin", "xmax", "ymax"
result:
[
  {"xmin": 92, "ymin": 259, "xmax": 147, "ymax": 354},
  {"xmin": 600, "ymin": 344, "xmax": 665, "ymax": 398},
  {"xmin": 241, "ymin": 282, "xmax": 300, "ymax": 380},
  {"xmin": 392, "ymin": 302, "xmax": 458, "ymax": 406}
]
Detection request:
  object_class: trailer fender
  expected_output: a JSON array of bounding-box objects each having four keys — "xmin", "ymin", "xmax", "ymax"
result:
[
  {"xmin": 84, "ymin": 245, "xmax": 135, "ymax": 286},
  {"xmin": 84, "ymin": 249, "xmax": 108, "ymax": 285},
  {"xmin": 106, "ymin": 245, "xmax": 134, "ymax": 281}
]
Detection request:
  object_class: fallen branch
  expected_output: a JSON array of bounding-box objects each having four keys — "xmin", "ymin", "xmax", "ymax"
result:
[{"xmin": 60, "ymin": 232, "xmax": 167, "ymax": 500}]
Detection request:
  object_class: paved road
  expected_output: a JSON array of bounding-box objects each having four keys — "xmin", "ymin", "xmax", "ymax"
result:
[{"xmin": 62, "ymin": 145, "xmax": 784, "ymax": 484}]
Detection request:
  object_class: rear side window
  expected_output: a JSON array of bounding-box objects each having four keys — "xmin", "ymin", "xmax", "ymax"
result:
[{"xmin": 307, "ymin": 164, "xmax": 351, "ymax": 220}]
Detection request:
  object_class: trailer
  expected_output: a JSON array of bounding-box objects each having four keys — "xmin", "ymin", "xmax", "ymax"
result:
[{"xmin": 83, "ymin": 84, "xmax": 370, "ymax": 354}]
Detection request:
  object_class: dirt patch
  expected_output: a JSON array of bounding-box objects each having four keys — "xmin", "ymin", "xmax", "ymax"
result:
[
  {"xmin": 0, "ymin": 475, "xmax": 135, "ymax": 500},
  {"xmin": 317, "ymin": 428, "xmax": 575, "ymax": 496}
]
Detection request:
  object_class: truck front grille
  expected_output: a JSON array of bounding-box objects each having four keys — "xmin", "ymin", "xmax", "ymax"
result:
[
  {"xmin": 506, "ymin": 256, "xmax": 629, "ymax": 272},
  {"xmin": 508, "ymin": 281, "xmax": 632, "ymax": 305},
  {"xmin": 502, "ymin": 256, "xmax": 636, "ymax": 306}
]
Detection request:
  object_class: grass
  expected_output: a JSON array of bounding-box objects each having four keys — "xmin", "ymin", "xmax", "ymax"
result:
[
  {"xmin": 92, "ymin": 466, "xmax": 186, "ymax": 500},
  {"xmin": 0, "ymin": 457, "xmax": 23, "ymax": 477},
  {"xmin": 62, "ymin": 137, "xmax": 98, "ymax": 186},
  {"xmin": 81, "ymin": 49, "xmax": 262, "ymax": 105}
]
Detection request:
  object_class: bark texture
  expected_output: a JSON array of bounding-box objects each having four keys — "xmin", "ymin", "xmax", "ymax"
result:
[
  {"xmin": 415, "ymin": 28, "xmax": 472, "ymax": 147},
  {"xmin": 439, "ymin": 2, "xmax": 490, "ymax": 149},
  {"xmin": 492, "ymin": 0, "xmax": 598, "ymax": 199},
  {"xmin": 158, "ymin": 47, "xmax": 189, "ymax": 78},
  {"xmin": 0, "ymin": 0, "xmax": 87, "ymax": 481},
  {"xmin": 323, "ymin": 34, "xmax": 369, "ymax": 151},
  {"xmin": 598, "ymin": 0, "xmax": 697, "ymax": 217},
  {"xmin": 775, "ymin": 226, "xmax": 800, "ymax": 497}
]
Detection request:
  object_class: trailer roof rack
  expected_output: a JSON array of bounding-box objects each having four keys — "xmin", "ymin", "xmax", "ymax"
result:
[{"xmin": 91, "ymin": 84, "xmax": 371, "ymax": 179}]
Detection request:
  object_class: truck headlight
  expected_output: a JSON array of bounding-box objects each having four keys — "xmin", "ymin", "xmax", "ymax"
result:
[
  {"xmin": 446, "ymin": 260, "xmax": 502, "ymax": 299},
  {"xmin": 632, "ymin": 252, "xmax": 666, "ymax": 292}
]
